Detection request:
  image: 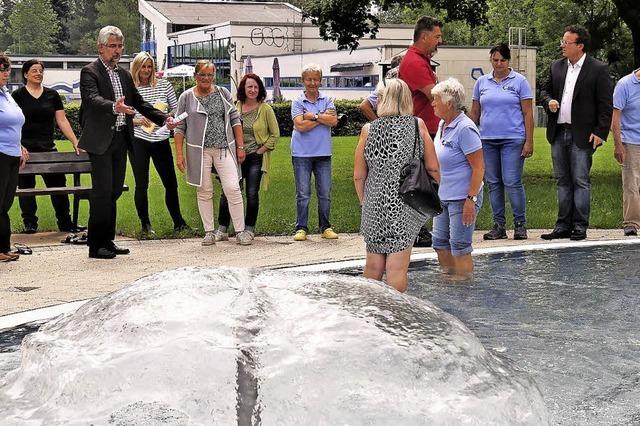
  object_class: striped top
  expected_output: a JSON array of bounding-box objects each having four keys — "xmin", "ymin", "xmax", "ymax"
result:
[{"xmin": 133, "ymin": 79, "xmax": 178, "ymax": 142}]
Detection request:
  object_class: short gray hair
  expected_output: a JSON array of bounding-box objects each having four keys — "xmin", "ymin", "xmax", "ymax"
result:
[
  {"xmin": 97, "ymin": 26, "xmax": 124, "ymax": 45},
  {"xmin": 301, "ymin": 63, "xmax": 322, "ymax": 78},
  {"xmin": 431, "ymin": 77, "xmax": 465, "ymax": 112}
]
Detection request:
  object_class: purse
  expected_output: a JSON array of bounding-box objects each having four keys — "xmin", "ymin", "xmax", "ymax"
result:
[{"xmin": 398, "ymin": 118, "xmax": 442, "ymax": 217}]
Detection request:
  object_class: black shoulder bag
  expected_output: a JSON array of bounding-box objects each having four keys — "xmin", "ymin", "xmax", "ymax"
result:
[{"xmin": 398, "ymin": 118, "xmax": 442, "ymax": 217}]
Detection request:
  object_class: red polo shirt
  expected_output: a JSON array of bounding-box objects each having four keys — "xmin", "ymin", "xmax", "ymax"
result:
[{"xmin": 398, "ymin": 45, "xmax": 439, "ymax": 135}]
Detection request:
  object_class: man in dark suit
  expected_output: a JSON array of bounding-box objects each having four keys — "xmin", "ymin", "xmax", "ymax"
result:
[
  {"xmin": 539, "ymin": 25, "xmax": 613, "ymax": 241},
  {"xmin": 79, "ymin": 26, "xmax": 175, "ymax": 259}
]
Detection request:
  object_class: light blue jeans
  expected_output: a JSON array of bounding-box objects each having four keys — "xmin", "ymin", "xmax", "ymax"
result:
[
  {"xmin": 432, "ymin": 191, "xmax": 483, "ymax": 256},
  {"xmin": 482, "ymin": 138, "xmax": 526, "ymax": 225},
  {"xmin": 292, "ymin": 156, "xmax": 332, "ymax": 232}
]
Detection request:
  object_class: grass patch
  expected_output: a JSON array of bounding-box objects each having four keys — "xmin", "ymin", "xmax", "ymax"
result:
[{"xmin": 9, "ymin": 128, "xmax": 623, "ymax": 236}]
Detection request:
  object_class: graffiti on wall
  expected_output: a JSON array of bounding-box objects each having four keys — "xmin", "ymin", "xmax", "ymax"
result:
[{"xmin": 250, "ymin": 26, "xmax": 288, "ymax": 49}]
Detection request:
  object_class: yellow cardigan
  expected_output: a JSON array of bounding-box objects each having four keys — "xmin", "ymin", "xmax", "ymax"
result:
[{"xmin": 236, "ymin": 101, "xmax": 280, "ymax": 190}]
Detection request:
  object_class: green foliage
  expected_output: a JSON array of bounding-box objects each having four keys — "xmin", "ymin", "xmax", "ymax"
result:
[
  {"xmin": 96, "ymin": 0, "xmax": 140, "ymax": 53},
  {"xmin": 301, "ymin": 0, "xmax": 488, "ymax": 50},
  {"xmin": 269, "ymin": 100, "xmax": 367, "ymax": 137},
  {"xmin": 53, "ymin": 102, "xmax": 81, "ymax": 140},
  {"xmin": 0, "ymin": 0, "xmax": 16, "ymax": 50},
  {"xmin": 66, "ymin": 0, "xmax": 99, "ymax": 54},
  {"xmin": 168, "ymin": 78, "xmax": 196, "ymax": 100},
  {"xmin": 8, "ymin": 0, "xmax": 59, "ymax": 54}
]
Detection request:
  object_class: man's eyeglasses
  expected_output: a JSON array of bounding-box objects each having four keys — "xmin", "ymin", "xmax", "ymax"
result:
[
  {"xmin": 0, "ymin": 68, "xmax": 10, "ymax": 73},
  {"xmin": 560, "ymin": 40, "xmax": 579, "ymax": 46},
  {"xmin": 104, "ymin": 43, "xmax": 124, "ymax": 49},
  {"xmin": 197, "ymin": 73, "xmax": 215, "ymax": 78}
]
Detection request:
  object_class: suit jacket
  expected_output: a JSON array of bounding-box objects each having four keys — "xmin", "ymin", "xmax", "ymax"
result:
[
  {"xmin": 539, "ymin": 55, "xmax": 613, "ymax": 149},
  {"xmin": 78, "ymin": 59, "xmax": 167, "ymax": 155}
]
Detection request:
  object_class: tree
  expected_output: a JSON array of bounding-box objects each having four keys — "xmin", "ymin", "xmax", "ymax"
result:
[
  {"xmin": 8, "ymin": 0, "xmax": 59, "ymax": 54},
  {"xmin": 0, "ymin": 0, "xmax": 16, "ymax": 51},
  {"xmin": 51, "ymin": 0, "xmax": 71, "ymax": 53},
  {"xmin": 66, "ymin": 0, "xmax": 99, "ymax": 54},
  {"xmin": 300, "ymin": 0, "xmax": 488, "ymax": 50},
  {"xmin": 612, "ymin": 0, "xmax": 640, "ymax": 68},
  {"xmin": 96, "ymin": 0, "xmax": 140, "ymax": 53}
]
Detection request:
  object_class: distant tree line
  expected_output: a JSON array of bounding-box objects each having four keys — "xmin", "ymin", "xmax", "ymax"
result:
[{"xmin": 0, "ymin": 0, "xmax": 139, "ymax": 55}]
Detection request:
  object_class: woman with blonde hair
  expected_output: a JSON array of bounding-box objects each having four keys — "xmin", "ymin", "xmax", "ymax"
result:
[
  {"xmin": 353, "ymin": 78, "xmax": 440, "ymax": 292},
  {"xmin": 130, "ymin": 51, "xmax": 188, "ymax": 235},
  {"xmin": 174, "ymin": 60, "xmax": 251, "ymax": 246}
]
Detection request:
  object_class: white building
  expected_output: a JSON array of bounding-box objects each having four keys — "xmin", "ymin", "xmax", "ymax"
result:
[{"xmin": 139, "ymin": 0, "xmax": 537, "ymax": 105}]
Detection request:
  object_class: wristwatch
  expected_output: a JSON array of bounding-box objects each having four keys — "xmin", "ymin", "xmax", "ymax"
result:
[
  {"xmin": 466, "ymin": 194, "xmax": 478, "ymax": 204},
  {"xmin": 313, "ymin": 113, "xmax": 319, "ymax": 121}
]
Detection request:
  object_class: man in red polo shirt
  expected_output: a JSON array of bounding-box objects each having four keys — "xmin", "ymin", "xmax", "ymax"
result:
[
  {"xmin": 399, "ymin": 16, "xmax": 443, "ymax": 138},
  {"xmin": 399, "ymin": 16, "xmax": 443, "ymax": 247}
]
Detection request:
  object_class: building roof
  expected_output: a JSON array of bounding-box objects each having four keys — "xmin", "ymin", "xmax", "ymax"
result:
[{"xmin": 147, "ymin": 1, "xmax": 301, "ymax": 25}]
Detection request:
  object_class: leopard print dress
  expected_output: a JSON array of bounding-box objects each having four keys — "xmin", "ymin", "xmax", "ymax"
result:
[{"xmin": 361, "ymin": 115, "xmax": 427, "ymax": 254}]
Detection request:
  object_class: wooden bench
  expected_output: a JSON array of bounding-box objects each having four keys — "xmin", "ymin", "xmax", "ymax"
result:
[{"xmin": 16, "ymin": 151, "xmax": 128, "ymax": 228}]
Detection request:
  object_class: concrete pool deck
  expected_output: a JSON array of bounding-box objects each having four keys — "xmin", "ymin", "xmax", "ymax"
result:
[{"xmin": 0, "ymin": 228, "xmax": 631, "ymax": 318}]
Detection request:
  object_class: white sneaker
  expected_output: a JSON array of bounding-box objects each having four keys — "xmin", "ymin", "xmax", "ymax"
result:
[
  {"xmin": 202, "ymin": 232, "xmax": 215, "ymax": 246},
  {"xmin": 236, "ymin": 231, "xmax": 253, "ymax": 245},
  {"xmin": 213, "ymin": 229, "xmax": 229, "ymax": 242}
]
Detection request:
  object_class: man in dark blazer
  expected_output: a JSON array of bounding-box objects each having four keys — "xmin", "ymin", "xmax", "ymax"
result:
[
  {"xmin": 539, "ymin": 24, "xmax": 613, "ymax": 241},
  {"xmin": 79, "ymin": 25, "xmax": 175, "ymax": 259}
]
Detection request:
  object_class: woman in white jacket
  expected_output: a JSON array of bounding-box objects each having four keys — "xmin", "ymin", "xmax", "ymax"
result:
[{"xmin": 174, "ymin": 60, "xmax": 251, "ymax": 246}]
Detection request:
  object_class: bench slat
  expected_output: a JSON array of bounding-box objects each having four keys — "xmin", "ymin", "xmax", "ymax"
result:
[
  {"xmin": 16, "ymin": 185, "xmax": 129, "ymax": 197},
  {"xmin": 20, "ymin": 163, "xmax": 93, "ymax": 175},
  {"xmin": 23, "ymin": 152, "xmax": 90, "ymax": 163}
]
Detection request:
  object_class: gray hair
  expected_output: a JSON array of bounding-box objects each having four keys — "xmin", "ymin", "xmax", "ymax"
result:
[
  {"xmin": 97, "ymin": 26, "xmax": 124, "ymax": 45},
  {"xmin": 431, "ymin": 77, "xmax": 465, "ymax": 112},
  {"xmin": 301, "ymin": 63, "xmax": 322, "ymax": 78}
]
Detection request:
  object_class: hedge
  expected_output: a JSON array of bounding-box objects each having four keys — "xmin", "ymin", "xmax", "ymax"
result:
[{"xmin": 55, "ymin": 98, "xmax": 369, "ymax": 139}]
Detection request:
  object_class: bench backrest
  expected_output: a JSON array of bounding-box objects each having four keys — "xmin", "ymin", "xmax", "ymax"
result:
[{"xmin": 20, "ymin": 152, "xmax": 92, "ymax": 175}]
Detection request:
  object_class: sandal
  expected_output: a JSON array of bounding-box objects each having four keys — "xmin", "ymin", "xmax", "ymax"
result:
[{"xmin": 13, "ymin": 243, "xmax": 32, "ymax": 255}]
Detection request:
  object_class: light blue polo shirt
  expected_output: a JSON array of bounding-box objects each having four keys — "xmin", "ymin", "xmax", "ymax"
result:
[
  {"xmin": 613, "ymin": 70, "xmax": 640, "ymax": 145},
  {"xmin": 290, "ymin": 92, "xmax": 335, "ymax": 157},
  {"xmin": 367, "ymin": 91, "xmax": 378, "ymax": 110},
  {"xmin": 472, "ymin": 69, "xmax": 533, "ymax": 140},
  {"xmin": 0, "ymin": 87, "xmax": 25, "ymax": 157},
  {"xmin": 434, "ymin": 113, "xmax": 482, "ymax": 201}
]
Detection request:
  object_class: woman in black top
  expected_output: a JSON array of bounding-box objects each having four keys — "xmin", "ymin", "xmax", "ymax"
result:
[{"xmin": 12, "ymin": 59, "xmax": 81, "ymax": 233}]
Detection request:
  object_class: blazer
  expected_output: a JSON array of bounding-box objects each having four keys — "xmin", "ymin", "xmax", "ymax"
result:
[
  {"xmin": 539, "ymin": 55, "xmax": 613, "ymax": 149},
  {"xmin": 78, "ymin": 59, "xmax": 167, "ymax": 155}
]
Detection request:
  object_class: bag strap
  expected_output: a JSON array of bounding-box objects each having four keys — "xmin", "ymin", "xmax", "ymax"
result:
[{"xmin": 412, "ymin": 117, "xmax": 419, "ymax": 159}]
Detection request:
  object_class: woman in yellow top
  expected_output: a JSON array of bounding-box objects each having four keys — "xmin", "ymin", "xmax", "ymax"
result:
[{"xmin": 214, "ymin": 73, "xmax": 279, "ymax": 242}]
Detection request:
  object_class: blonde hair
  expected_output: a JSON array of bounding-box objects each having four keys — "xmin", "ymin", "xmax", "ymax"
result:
[
  {"xmin": 195, "ymin": 59, "xmax": 215, "ymax": 75},
  {"xmin": 131, "ymin": 52, "xmax": 156, "ymax": 87},
  {"xmin": 376, "ymin": 78, "xmax": 413, "ymax": 117},
  {"xmin": 431, "ymin": 77, "xmax": 465, "ymax": 112}
]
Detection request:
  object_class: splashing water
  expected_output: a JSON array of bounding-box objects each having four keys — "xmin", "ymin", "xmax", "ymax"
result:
[{"xmin": 0, "ymin": 267, "xmax": 548, "ymax": 425}]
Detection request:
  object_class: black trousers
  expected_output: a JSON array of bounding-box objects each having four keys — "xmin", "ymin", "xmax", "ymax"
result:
[
  {"xmin": 18, "ymin": 149, "xmax": 72, "ymax": 229},
  {"xmin": 218, "ymin": 152, "xmax": 263, "ymax": 228},
  {"xmin": 0, "ymin": 152, "xmax": 20, "ymax": 253},
  {"xmin": 87, "ymin": 132, "xmax": 128, "ymax": 251},
  {"xmin": 129, "ymin": 137, "xmax": 185, "ymax": 227}
]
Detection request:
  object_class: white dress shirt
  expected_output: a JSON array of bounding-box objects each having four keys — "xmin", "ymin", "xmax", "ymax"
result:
[{"xmin": 558, "ymin": 53, "xmax": 586, "ymax": 124}]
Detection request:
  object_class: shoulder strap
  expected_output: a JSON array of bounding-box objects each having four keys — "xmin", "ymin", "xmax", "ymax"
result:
[{"xmin": 412, "ymin": 117, "xmax": 419, "ymax": 159}]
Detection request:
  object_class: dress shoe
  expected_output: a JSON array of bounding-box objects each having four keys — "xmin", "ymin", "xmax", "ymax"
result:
[
  {"xmin": 173, "ymin": 222, "xmax": 191, "ymax": 232},
  {"xmin": 141, "ymin": 223, "xmax": 156, "ymax": 236},
  {"xmin": 59, "ymin": 224, "xmax": 87, "ymax": 233},
  {"xmin": 569, "ymin": 230, "xmax": 587, "ymax": 241},
  {"xmin": 89, "ymin": 248, "xmax": 116, "ymax": 259},
  {"xmin": 22, "ymin": 223, "xmax": 37, "ymax": 234},
  {"xmin": 108, "ymin": 242, "xmax": 130, "ymax": 255},
  {"xmin": 540, "ymin": 229, "xmax": 571, "ymax": 240}
]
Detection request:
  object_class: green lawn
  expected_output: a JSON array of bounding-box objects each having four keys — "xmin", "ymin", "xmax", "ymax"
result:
[{"xmin": 9, "ymin": 128, "xmax": 623, "ymax": 237}]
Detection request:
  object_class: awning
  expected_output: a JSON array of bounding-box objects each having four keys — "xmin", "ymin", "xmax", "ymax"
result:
[{"xmin": 330, "ymin": 62, "xmax": 373, "ymax": 72}]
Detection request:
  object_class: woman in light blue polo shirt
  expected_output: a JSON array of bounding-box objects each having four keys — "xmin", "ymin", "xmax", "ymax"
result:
[
  {"xmin": 432, "ymin": 78, "xmax": 484, "ymax": 277},
  {"xmin": 0, "ymin": 52, "xmax": 27, "ymax": 262},
  {"xmin": 469, "ymin": 44, "xmax": 534, "ymax": 241}
]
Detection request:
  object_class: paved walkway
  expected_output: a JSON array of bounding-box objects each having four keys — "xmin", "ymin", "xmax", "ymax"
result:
[{"xmin": 0, "ymin": 229, "xmax": 628, "ymax": 317}]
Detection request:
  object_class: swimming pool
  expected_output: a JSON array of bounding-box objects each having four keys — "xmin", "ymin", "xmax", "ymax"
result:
[{"xmin": 1, "ymin": 242, "xmax": 639, "ymax": 424}]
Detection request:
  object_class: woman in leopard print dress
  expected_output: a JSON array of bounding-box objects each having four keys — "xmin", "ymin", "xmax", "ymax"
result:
[{"xmin": 354, "ymin": 79, "xmax": 440, "ymax": 292}]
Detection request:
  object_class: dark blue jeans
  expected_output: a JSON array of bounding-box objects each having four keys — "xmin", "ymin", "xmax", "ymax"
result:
[
  {"xmin": 482, "ymin": 139, "xmax": 526, "ymax": 225},
  {"xmin": 551, "ymin": 127, "xmax": 593, "ymax": 233},
  {"xmin": 218, "ymin": 152, "xmax": 263, "ymax": 228},
  {"xmin": 292, "ymin": 156, "xmax": 332, "ymax": 232}
]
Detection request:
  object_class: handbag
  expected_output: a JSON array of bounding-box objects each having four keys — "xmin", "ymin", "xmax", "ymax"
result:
[{"xmin": 398, "ymin": 118, "xmax": 442, "ymax": 217}]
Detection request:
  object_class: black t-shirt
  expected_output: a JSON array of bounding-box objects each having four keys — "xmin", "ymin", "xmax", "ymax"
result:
[{"xmin": 12, "ymin": 86, "xmax": 64, "ymax": 151}]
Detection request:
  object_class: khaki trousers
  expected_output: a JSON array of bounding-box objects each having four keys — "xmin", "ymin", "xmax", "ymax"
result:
[
  {"xmin": 622, "ymin": 143, "xmax": 640, "ymax": 229},
  {"xmin": 197, "ymin": 147, "xmax": 245, "ymax": 233}
]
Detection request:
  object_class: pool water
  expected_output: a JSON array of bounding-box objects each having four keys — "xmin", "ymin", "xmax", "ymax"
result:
[{"xmin": 402, "ymin": 244, "xmax": 640, "ymax": 425}]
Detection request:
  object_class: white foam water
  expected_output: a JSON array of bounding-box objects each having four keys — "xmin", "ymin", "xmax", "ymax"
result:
[{"xmin": 0, "ymin": 267, "xmax": 548, "ymax": 425}]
